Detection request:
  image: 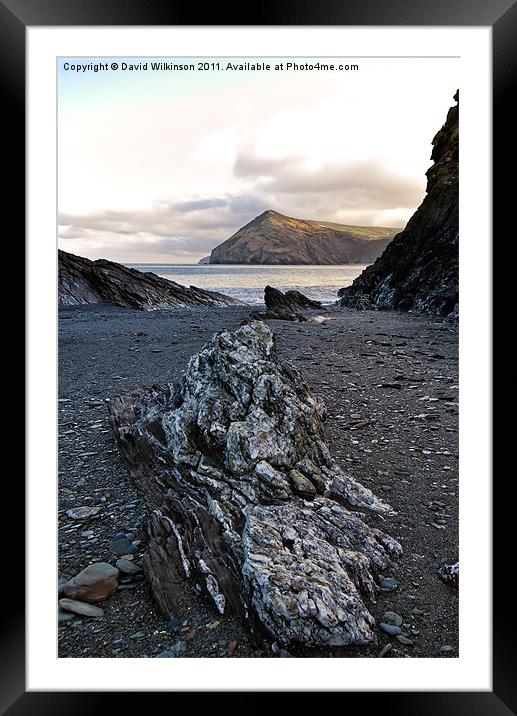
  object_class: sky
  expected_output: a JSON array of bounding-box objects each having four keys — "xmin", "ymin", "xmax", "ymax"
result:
[{"xmin": 58, "ymin": 57, "xmax": 459, "ymax": 263}]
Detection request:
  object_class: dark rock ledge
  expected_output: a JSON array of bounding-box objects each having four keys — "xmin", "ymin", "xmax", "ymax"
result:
[
  {"xmin": 108, "ymin": 321, "xmax": 401, "ymax": 648},
  {"xmin": 58, "ymin": 249, "xmax": 245, "ymax": 310}
]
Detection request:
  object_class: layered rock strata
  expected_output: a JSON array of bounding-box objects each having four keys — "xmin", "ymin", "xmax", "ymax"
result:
[
  {"xmin": 59, "ymin": 250, "xmax": 245, "ymax": 309},
  {"xmin": 108, "ymin": 322, "xmax": 401, "ymax": 647}
]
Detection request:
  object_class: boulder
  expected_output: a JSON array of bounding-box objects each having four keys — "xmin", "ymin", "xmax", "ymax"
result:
[
  {"xmin": 63, "ymin": 562, "xmax": 119, "ymax": 603},
  {"xmin": 250, "ymin": 285, "xmax": 322, "ymax": 322},
  {"xmin": 265, "ymin": 286, "xmax": 322, "ymax": 312},
  {"xmin": 108, "ymin": 321, "xmax": 401, "ymax": 647}
]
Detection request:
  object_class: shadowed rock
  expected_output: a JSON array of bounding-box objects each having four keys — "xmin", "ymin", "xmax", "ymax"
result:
[
  {"xmin": 250, "ymin": 285, "xmax": 322, "ymax": 322},
  {"xmin": 108, "ymin": 321, "xmax": 401, "ymax": 647},
  {"xmin": 265, "ymin": 285, "xmax": 322, "ymax": 313},
  {"xmin": 339, "ymin": 91, "xmax": 459, "ymax": 320},
  {"xmin": 58, "ymin": 250, "xmax": 246, "ymax": 310}
]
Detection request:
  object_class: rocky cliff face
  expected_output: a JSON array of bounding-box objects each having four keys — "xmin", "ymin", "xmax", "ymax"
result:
[
  {"xmin": 209, "ymin": 211, "xmax": 399, "ymax": 265},
  {"xmin": 58, "ymin": 250, "xmax": 244, "ymax": 309},
  {"xmin": 108, "ymin": 322, "xmax": 401, "ymax": 648},
  {"xmin": 339, "ymin": 92, "xmax": 459, "ymax": 320}
]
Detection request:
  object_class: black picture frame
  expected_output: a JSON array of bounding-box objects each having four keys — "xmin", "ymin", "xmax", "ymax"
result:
[{"xmin": 8, "ymin": 0, "xmax": 507, "ymax": 709}]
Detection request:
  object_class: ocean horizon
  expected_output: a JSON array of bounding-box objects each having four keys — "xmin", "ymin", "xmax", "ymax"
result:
[{"xmin": 126, "ymin": 263, "xmax": 367, "ymax": 305}]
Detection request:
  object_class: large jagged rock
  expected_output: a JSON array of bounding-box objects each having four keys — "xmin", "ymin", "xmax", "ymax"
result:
[
  {"xmin": 58, "ymin": 250, "xmax": 245, "ymax": 309},
  {"xmin": 265, "ymin": 285, "xmax": 322, "ymax": 313},
  {"xmin": 108, "ymin": 322, "xmax": 401, "ymax": 647},
  {"xmin": 339, "ymin": 91, "xmax": 459, "ymax": 320},
  {"xmin": 250, "ymin": 285, "xmax": 322, "ymax": 322}
]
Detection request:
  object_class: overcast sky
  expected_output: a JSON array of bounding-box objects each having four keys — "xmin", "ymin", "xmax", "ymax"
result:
[{"xmin": 58, "ymin": 57, "xmax": 459, "ymax": 263}]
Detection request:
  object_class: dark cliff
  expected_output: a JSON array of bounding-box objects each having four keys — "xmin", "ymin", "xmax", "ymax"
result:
[
  {"xmin": 58, "ymin": 250, "xmax": 245, "ymax": 309},
  {"xmin": 339, "ymin": 91, "xmax": 459, "ymax": 320}
]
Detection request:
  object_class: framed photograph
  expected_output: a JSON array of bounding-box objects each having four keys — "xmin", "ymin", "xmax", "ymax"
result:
[{"xmin": 10, "ymin": 0, "xmax": 507, "ymax": 707}]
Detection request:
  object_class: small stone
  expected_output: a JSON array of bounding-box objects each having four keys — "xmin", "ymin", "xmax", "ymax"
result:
[
  {"xmin": 116, "ymin": 559, "xmax": 142, "ymax": 575},
  {"xmin": 168, "ymin": 618, "xmax": 184, "ymax": 633},
  {"xmin": 63, "ymin": 562, "xmax": 119, "ymax": 603},
  {"xmin": 379, "ymin": 623, "xmax": 402, "ymax": 636},
  {"xmin": 411, "ymin": 608, "xmax": 425, "ymax": 617},
  {"xmin": 279, "ymin": 649, "xmax": 290, "ymax": 658},
  {"xmin": 282, "ymin": 527, "xmax": 298, "ymax": 544},
  {"xmin": 378, "ymin": 643, "xmax": 392, "ymax": 658},
  {"xmin": 396, "ymin": 635, "xmax": 414, "ymax": 645},
  {"xmin": 380, "ymin": 577, "xmax": 398, "ymax": 591},
  {"xmin": 440, "ymin": 645, "xmax": 454, "ymax": 654},
  {"xmin": 289, "ymin": 469, "xmax": 316, "ymax": 499},
  {"xmin": 67, "ymin": 506, "xmax": 101, "ymax": 520},
  {"xmin": 382, "ymin": 611, "xmax": 403, "ymax": 627},
  {"xmin": 228, "ymin": 640, "xmax": 239, "ymax": 655},
  {"xmin": 170, "ymin": 641, "xmax": 187, "ymax": 656},
  {"xmin": 109, "ymin": 536, "xmax": 132, "ymax": 556},
  {"xmin": 129, "ymin": 632, "xmax": 145, "ymax": 639},
  {"xmin": 438, "ymin": 561, "xmax": 459, "ymax": 587},
  {"xmin": 58, "ymin": 607, "xmax": 74, "ymax": 623},
  {"xmin": 59, "ymin": 598, "xmax": 104, "ymax": 618},
  {"xmin": 155, "ymin": 650, "xmax": 174, "ymax": 658}
]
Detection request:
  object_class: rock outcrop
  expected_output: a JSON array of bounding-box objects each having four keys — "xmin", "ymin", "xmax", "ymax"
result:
[
  {"xmin": 58, "ymin": 250, "xmax": 245, "ymax": 309},
  {"xmin": 250, "ymin": 285, "xmax": 322, "ymax": 322},
  {"xmin": 339, "ymin": 92, "xmax": 459, "ymax": 320},
  {"xmin": 209, "ymin": 211, "xmax": 399, "ymax": 265},
  {"xmin": 265, "ymin": 285, "xmax": 322, "ymax": 313},
  {"xmin": 108, "ymin": 321, "xmax": 401, "ymax": 648}
]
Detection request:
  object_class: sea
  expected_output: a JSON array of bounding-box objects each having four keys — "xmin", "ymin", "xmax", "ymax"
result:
[{"xmin": 127, "ymin": 264, "xmax": 367, "ymax": 305}]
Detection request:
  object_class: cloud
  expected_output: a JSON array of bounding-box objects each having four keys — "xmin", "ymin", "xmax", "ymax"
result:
[
  {"xmin": 58, "ymin": 192, "xmax": 271, "ymax": 261},
  {"xmin": 174, "ymin": 198, "xmax": 228, "ymax": 212},
  {"xmin": 58, "ymin": 96, "xmax": 432, "ymax": 263},
  {"xmin": 234, "ymin": 152, "xmax": 424, "ymax": 209},
  {"xmin": 58, "ymin": 163, "xmax": 421, "ymax": 262}
]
